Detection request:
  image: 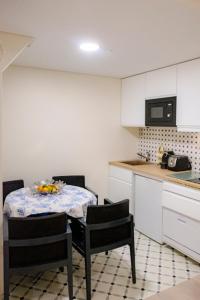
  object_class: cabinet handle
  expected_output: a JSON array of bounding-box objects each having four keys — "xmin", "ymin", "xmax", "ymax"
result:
[{"xmin": 177, "ymin": 218, "xmax": 186, "ymax": 224}]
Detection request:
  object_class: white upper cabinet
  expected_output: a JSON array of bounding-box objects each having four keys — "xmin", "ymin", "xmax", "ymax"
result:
[
  {"xmin": 121, "ymin": 74, "xmax": 145, "ymax": 127},
  {"xmin": 121, "ymin": 60, "xmax": 200, "ymax": 131},
  {"xmin": 146, "ymin": 66, "xmax": 177, "ymax": 99},
  {"xmin": 177, "ymin": 59, "xmax": 200, "ymax": 132}
]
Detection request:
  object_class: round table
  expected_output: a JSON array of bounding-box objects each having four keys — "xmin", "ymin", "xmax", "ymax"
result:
[{"xmin": 4, "ymin": 185, "xmax": 97, "ymax": 218}]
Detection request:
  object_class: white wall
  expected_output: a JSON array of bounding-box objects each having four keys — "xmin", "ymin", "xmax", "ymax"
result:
[
  {"xmin": 2, "ymin": 66, "xmax": 138, "ymax": 201},
  {"xmin": 0, "ymin": 31, "xmax": 33, "ymax": 72},
  {"xmin": 0, "ymin": 32, "xmax": 32, "ymax": 298}
]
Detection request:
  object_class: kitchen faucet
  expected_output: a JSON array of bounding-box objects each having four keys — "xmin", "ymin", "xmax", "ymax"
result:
[{"xmin": 137, "ymin": 151, "xmax": 150, "ymax": 162}]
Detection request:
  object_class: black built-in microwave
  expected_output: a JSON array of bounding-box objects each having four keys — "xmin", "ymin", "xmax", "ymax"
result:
[{"xmin": 145, "ymin": 96, "xmax": 176, "ymax": 127}]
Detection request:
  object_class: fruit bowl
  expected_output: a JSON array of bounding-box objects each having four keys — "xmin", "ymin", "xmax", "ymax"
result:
[
  {"xmin": 37, "ymin": 184, "xmax": 60, "ymax": 195},
  {"xmin": 32, "ymin": 180, "xmax": 65, "ymax": 195}
]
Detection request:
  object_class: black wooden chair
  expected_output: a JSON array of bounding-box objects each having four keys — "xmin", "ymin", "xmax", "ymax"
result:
[
  {"xmin": 3, "ymin": 180, "xmax": 24, "ymax": 204},
  {"xmin": 3, "ymin": 212, "xmax": 73, "ymax": 300},
  {"xmin": 52, "ymin": 175, "xmax": 98, "ymax": 202},
  {"xmin": 70, "ymin": 198, "xmax": 136, "ymax": 300}
]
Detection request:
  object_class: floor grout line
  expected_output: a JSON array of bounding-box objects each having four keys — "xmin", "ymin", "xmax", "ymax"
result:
[{"xmin": 9, "ymin": 230, "xmax": 200, "ymax": 300}]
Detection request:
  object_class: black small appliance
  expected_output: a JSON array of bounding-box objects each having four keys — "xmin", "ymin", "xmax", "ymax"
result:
[
  {"xmin": 145, "ymin": 97, "xmax": 176, "ymax": 127},
  {"xmin": 167, "ymin": 155, "xmax": 192, "ymax": 172},
  {"xmin": 160, "ymin": 151, "xmax": 174, "ymax": 169}
]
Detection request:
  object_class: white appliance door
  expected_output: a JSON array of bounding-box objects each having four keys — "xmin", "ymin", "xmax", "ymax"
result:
[{"xmin": 135, "ymin": 175, "xmax": 162, "ymax": 243}]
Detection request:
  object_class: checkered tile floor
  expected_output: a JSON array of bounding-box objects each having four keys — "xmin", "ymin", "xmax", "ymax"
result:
[{"xmin": 9, "ymin": 231, "xmax": 200, "ymax": 300}]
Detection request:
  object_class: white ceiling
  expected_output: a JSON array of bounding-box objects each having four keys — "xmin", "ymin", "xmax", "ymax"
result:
[{"xmin": 1, "ymin": 0, "xmax": 200, "ymax": 78}]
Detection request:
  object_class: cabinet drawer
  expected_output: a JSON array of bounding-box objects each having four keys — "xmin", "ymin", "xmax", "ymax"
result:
[
  {"xmin": 109, "ymin": 166, "xmax": 132, "ymax": 183},
  {"xmin": 163, "ymin": 208, "xmax": 200, "ymax": 254},
  {"xmin": 163, "ymin": 182, "xmax": 200, "ymax": 202},
  {"xmin": 162, "ymin": 190, "xmax": 200, "ymax": 221}
]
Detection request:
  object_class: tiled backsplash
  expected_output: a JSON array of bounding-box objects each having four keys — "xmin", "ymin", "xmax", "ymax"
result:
[{"xmin": 138, "ymin": 128, "xmax": 200, "ymax": 171}]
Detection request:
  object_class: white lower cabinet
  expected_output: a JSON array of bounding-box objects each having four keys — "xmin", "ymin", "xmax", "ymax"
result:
[
  {"xmin": 108, "ymin": 166, "xmax": 134, "ymax": 214},
  {"xmin": 162, "ymin": 182, "xmax": 200, "ymax": 262},
  {"xmin": 108, "ymin": 165, "xmax": 200, "ymax": 262},
  {"xmin": 135, "ymin": 175, "xmax": 163, "ymax": 243}
]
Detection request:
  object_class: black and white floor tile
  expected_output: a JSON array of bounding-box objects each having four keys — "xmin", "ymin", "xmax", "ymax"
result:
[{"xmin": 9, "ymin": 231, "xmax": 200, "ymax": 300}]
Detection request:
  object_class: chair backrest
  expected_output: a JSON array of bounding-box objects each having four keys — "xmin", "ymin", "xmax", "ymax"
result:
[
  {"xmin": 86, "ymin": 199, "xmax": 132, "ymax": 250},
  {"xmin": 8, "ymin": 213, "xmax": 68, "ymax": 268},
  {"xmin": 86, "ymin": 199, "xmax": 129, "ymax": 224},
  {"xmin": 9, "ymin": 212, "xmax": 67, "ymax": 239},
  {"xmin": 52, "ymin": 175, "xmax": 85, "ymax": 188},
  {"xmin": 3, "ymin": 180, "xmax": 24, "ymax": 203}
]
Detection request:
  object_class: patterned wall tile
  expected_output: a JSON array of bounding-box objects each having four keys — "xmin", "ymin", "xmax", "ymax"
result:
[{"xmin": 138, "ymin": 128, "xmax": 200, "ymax": 171}]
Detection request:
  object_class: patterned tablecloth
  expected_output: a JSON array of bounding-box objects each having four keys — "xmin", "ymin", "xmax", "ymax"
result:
[{"xmin": 4, "ymin": 185, "xmax": 97, "ymax": 218}]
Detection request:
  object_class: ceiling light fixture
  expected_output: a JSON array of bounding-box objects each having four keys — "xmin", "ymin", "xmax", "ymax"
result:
[{"xmin": 80, "ymin": 42, "xmax": 100, "ymax": 52}]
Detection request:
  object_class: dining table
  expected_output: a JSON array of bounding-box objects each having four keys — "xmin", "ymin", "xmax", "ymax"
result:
[{"xmin": 4, "ymin": 185, "xmax": 97, "ymax": 218}]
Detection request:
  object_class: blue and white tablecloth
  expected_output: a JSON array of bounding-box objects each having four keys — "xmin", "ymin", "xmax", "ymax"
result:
[{"xmin": 4, "ymin": 185, "xmax": 97, "ymax": 218}]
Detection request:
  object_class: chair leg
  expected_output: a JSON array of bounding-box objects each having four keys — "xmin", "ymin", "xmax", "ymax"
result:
[
  {"xmin": 130, "ymin": 240, "xmax": 136, "ymax": 284},
  {"xmin": 4, "ymin": 244, "xmax": 10, "ymax": 300},
  {"xmin": 85, "ymin": 254, "xmax": 91, "ymax": 300},
  {"xmin": 4, "ymin": 270, "xmax": 9, "ymax": 300},
  {"xmin": 67, "ymin": 261, "xmax": 73, "ymax": 300}
]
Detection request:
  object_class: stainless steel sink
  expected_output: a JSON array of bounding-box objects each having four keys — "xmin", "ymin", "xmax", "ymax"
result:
[{"xmin": 120, "ymin": 160, "xmax": 149, "ymax": 166}]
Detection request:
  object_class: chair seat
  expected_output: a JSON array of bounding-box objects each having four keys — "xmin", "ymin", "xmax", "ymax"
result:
[
  {"xmin": 10, "ymin": 240, "xmax": 68, "ymax": 268},
  {"xmin": 90, "ymin": 224, "xmax": 131, "ymax": 249}
]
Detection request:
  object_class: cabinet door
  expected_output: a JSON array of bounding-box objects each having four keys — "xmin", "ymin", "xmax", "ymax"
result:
[
  {"xmin": 108, "ymin": 177, "xmax": 134, "ymax": 214},
  {"xmin": 177, "ymin": 59, "xmax": 200, "ymax": 131},
  {"xmin": 109, "ymin": 165, "xmax": 132, "ymax": 184},
  {"xmin": 146, "ymin": 66, "xmax": 176, "ymax": 99},
  {"xmin": 121, "ymin": 74, "xmax": 145, "ymax": 127},
  {"xmin": 135, "ymin": 175, "xmax": 162, "ymax": 243}
]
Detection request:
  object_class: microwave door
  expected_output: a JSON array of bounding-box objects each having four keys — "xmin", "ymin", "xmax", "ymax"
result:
[
  {"xmin": 151, "ymin": 106, "xmax": 164, "ymax": 119},
  {"xmin": 147, "ymin": 104, "xmax": 164, "ymax": 125}
]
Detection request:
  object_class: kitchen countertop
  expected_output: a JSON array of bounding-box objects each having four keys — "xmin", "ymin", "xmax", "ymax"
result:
[{"xmin": 109, "ymin": 161, "xmax": 200, "ymax": 190}]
